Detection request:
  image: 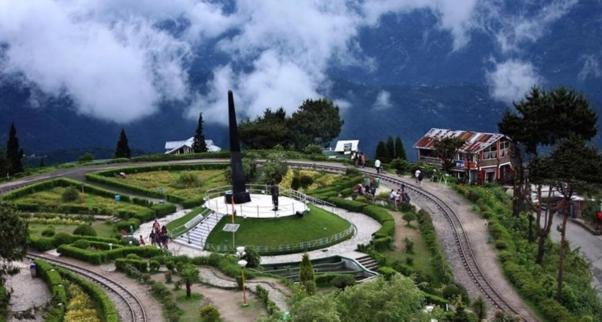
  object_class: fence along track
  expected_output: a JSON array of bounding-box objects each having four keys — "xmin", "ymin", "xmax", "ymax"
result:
[
  {"xmin": 27, "ymin": 253, "xmax": 147, "ymax": 322},
  {"xmin": 296, "ymin": 163, "xmax": 527, "ymax": 320}
]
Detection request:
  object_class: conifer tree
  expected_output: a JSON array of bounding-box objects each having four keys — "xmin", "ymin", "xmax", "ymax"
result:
[
  {"xmin": 394, "ymin": 137, "xmax": 406, "ymax": 160},
  {"xmin": 114, "ymin": 128, "xmax": 131, "ymax": 159},
  {"xmin": 386, "ymin": 136, "xmax": 395, "ymax": 162},
  {"xmin": 6, "ymin": 122, "xmax": 24, "ymax": 175},
  {"xmin": 299, "ymin": 253, "xmax": 316, "ymax": 295},
  {"xmin": 375, "ymin": 141, "xmax": 388, "ymax": 162},
  {"xmin": 192, "ymin": 112, "xmax": 208, "ymax": 153}
]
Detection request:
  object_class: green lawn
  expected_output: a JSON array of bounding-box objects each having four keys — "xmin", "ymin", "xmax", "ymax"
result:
[
  {"xmin": 173, "ymin": 290, "xmax": 204, "ymax": 322},
  {"xmin": 109, "ymin": 169, "xmax": 227, "ymax": 200},
  {"xmin": 206, "ymin": 205, "xmax": 351, "ymax": 249},
  {"xmin": 28, "ymin": 221, "xmax": 116, "ymax": 239},
  {"xmin": 166, "ymin": 207, "xmax": 209, "ymax": 237},
  {"xmin": 13, "ymin": 187, "xmax": 150, "ymax": 214}
]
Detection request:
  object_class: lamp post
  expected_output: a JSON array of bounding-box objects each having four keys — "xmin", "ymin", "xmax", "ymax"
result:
[{"xmin": 236, "ymin": 246, "xmax": 248, "ymax": 306}]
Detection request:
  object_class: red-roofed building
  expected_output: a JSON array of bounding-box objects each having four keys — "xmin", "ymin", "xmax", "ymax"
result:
[{"xmin": 414, "ymin": 128, "xmax": 513, "ymax": 184}]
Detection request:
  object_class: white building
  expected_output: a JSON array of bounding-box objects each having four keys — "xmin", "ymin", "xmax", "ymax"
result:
[
  {"xmin": 164, "ymin": 137, "xmax": 221, "ymax": 154},
  {"xmin": 333, "ymin": 140, "xmax": 360, "ymax": 155}
]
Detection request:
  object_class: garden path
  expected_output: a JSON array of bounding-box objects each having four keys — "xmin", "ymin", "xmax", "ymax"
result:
[
  {"xmin": 543, "ymin": 213, "xmax": 602, "ymax": 295},
  {"xmin": 5, "ymin": 261, "xmax": 50, "ymax": 322}
]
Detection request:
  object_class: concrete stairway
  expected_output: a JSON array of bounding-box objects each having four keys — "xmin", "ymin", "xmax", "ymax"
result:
[
  {"xmin": 356, "ymin": 255, "xmax": 379, "ymax": 272},
  {"xmin": 175, "ymin": 211, "xmax": 225, "ymax": 250}
]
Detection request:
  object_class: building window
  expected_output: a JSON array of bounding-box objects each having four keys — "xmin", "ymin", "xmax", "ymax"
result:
[{"xmin": 483, "ymin": 145, "xmax": 497, "ymax": 160}]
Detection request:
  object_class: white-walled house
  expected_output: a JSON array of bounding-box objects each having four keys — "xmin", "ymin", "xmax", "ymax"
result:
[{"xmin": 164, "ymin": 137, "xmax": 221, "ymax": 154}]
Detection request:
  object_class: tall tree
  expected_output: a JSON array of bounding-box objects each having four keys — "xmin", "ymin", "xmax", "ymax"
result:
[
  {"xmin": 375, "ymin": 141, "xmax": 388, "ymax": 162},
  {"xmin": 299, "ymin": 253, "xmax": 316, "ymax": 295},
  {"xmin": 385, "ymin": 136, "xmax": 395, "ymax": 162},
  {"xmin": 434, "ymin": 137, "xmax": 464, "ymax": 172},
  {"xmin": 0, "ymin": 204, "xmax": 28, "ymax": 280},
  {"xmin": 536, "ymin": 138, "xmax": 602, "ymax": 300},
  {"xmin": 290, "ymin": 99, "xmax": 343, "ymax": 149},
  {"xmin": 394, "ymin": 137, "xmax": 406, "ymax": 160},
  {"xmin": 6, "ymin": 122, "xmax": 24, "ymax": 175},
  {"xmin": 114, "ymin": 128, "xmax": 131, "ymax": 159},
  {"xmin": 192, "ymin": 112, "xmax": 208, "ymax": 153},
  {"xmin": 239, "ymin": 108, "xmax": 291, "ymax": 149}
]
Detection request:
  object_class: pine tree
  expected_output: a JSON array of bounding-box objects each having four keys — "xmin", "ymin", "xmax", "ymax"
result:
[
  {"xmin": 6, "ymin": 122, "xmax": 24, "ymax": 175},
  {"xmin": 375, "ymin": 141, "xmax": 388, "ymax": 162},
  {"xmin": 114, "ymin": 128, "xmax": 131, "ymax": 159},
  {"xmin": 299, "ymin": 253, "xmax": 316, "ymax": 295},
  {"xmin": 386, "ymin": 136, "xmax": 395, "ymax": 162},
  {"xmin": 192, "ymin": 112, "xmax": 208, "ymax": 153},
  {"xmin": 394, "ymin": 137, "xmax": 406, "ymax": 160}
]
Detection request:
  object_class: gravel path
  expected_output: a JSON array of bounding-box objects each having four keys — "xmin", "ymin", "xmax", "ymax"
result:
[
  {"xmin": 373, "ymin": 171, "xmax": 538, "ymax": 321},
  {"xmin": 5, "ymin": 261, "xmax": 50, "ymax": 322}
]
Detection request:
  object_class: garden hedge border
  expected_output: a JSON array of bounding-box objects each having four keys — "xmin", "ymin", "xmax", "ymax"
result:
[
  {"xmin": 57, "ymin": 244, "xmax": 164, "ymax": 264},
  {"xmin": 58, "ymin": 268, "xmax": 119, "ymax": 322},
  {"xmin": 34, "ymin": 260, "xmax": 66, "ymax": 322}
]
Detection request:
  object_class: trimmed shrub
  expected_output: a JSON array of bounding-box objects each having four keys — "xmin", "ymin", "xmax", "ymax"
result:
[
  {"xmin": 200, "ymin": 304, "xmax": 221, "ymax": 322},
  {"xmin": 73, "ymin": 224, "xmax": 97, "ymax": 236},
  {"xmin": 59, "ymin": 268, "xmax": 119, "ymax": 322},
  {"xmin": 42, "ymin": 226, "xmax": 56, "ymax": 237},
  {"xmin": 61, "ymin": 186, "xmax": 80, "ymax": 202}
]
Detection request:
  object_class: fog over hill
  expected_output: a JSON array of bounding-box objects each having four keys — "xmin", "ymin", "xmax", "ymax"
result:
[{"xmin": 0, "ymin": 0, "xmax": 600, "ymax": 161}]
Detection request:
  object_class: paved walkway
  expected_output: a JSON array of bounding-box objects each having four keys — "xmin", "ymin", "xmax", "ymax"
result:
[
  {"xmin": 169, "ymin": 204, "xmax": 381, "ymax": 265},
  {"xmin": 5, "ymin": 261, "xmax": 50, "ymax": 322},
  {"xmin": 543, "ymin": 213, "xmax": 602, "ymax": 295},
  {"xmin": 134, "ymin": 208, "xmax": 191, "ymax": 245}
]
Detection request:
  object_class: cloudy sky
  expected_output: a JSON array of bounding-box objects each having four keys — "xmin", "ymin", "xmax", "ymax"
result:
[{"xmin": 0, "ymin": 0, "xmax": 581, "ymax": 124}]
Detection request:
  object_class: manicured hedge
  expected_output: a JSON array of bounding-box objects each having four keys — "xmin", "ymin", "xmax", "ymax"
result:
[
  {"xmin": 130, "ymin": 151, "xmax": 230, "ymax": 162},
  {"xmin": 58, "ymin": 268, "xmax": 119, "ymax": 322},
  {"xmin": 34, "ymin": 260, "xmax": 67, "ymax": 322},
  {"xmin": 416, "ymin": 209, "xmax": 453, "ymax": 284},
  {"xmin": 255, "ymin": 285, "xmax": 281, "ymax": 317},
  {"xmin": 115, "ymin": 258, "xmax": 149, "ymax": 273},
  {"xmin": 326, "ymin": 197, "xmax": 366, "ymax": 213},
  {"xmin": 57, "ymin": 244, "xmax": 164, "ymax": 264},
  {"xmin": 29, "ymin": 233, "xmax": 121, "ymax": 252}
]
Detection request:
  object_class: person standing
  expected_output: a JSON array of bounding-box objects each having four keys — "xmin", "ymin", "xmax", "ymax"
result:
[
  {"xmin": 415, "ymin": 169, "xmax": 422, "ymax": 184},
  {"xmin": 270, "ymin": 181, "xmax": 279, "ymax": 211},
  {"xmin": 360, "ymin": 152, "xmax": 366, "ymax": 168},
  {"xmin": 374, "ymin": 159, "xmax": 381, "ymax": 174}
]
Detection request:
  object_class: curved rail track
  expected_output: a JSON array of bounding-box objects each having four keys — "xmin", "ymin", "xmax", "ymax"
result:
[
  {"xmin": 27, "ymin": 253, "xmax": 147, "ymax": 322},
  {"xmin": 2, "ymin": 159, "xmax": 533, "ymax": 320},
  {"xmin": 289, "ymin": 162, "xmax": 528, "ymax": 319}
]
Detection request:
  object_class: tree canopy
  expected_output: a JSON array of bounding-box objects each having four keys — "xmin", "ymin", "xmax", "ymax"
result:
[
  {"xmin": 192, "ymin": 112, "xmax": 208, "ymax": 153},
  {"xmin": 434, "ymin": 137, "xmax": 464, "ymax": 172},
  {"xmin": 290, "ymin": 99, "xmax": 343, "ymax": 149},
  {"xmin": 0, "ymin": 204, "xmax": 28, "ymax": 279},
  {"xmin": 240, "ymin": 108, "xmax": 291, "ymax": 149},
  {"xmin": 5, "ymin": 122, "xmax": 24, "ymax": 176}
]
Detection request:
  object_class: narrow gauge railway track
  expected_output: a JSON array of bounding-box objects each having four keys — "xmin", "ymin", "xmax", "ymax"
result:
[
  {"xmin": 289, "ymin": 162, "xmax": 528, "ymax": 320},
  {"xmin": 27, "ymin": 253, "xmax": 147, "ymax": 322}
]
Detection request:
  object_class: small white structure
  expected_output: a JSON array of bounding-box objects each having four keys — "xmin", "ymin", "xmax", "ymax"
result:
[
  {"xmin": 164, "ymin": 137, "xmax": 221, "ymax": 154},
  {"xmin": 334, "ymin": 140, "xmax": 359, "ymax": 155},
  {"xmin": 205, "ymin": 194, "xmax": 308, "ymax": 218}
]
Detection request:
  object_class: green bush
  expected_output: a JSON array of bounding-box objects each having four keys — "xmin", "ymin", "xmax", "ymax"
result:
[
  {"xmin": 152, "ymin": 203, "xmax": 177, "ymax": 217},
  {"xmin": 377, "ymin": 266, "xmax": 397, "ymax": 280},
  {"xmin": 255, "ymin": 285, "xmax": 281, "ymax": 317},
  {"xmin": 73, "ymin": 224, "xmax": 97, "ymax": 236},
  {"xmin": 330, "ymin": 274, "xmax": 356, "ymax": 289},
  {"xmin": 200, "ymin": 304, "xmax": 221, "ymax": 322},
  {"xmin": 59, "ymin": 268, "xmax": 119, "ymax": 322},
  {"xmin": 41, "ymin": 226, "xmax": 55, "ymax": 237},
  {"xmin": 62, "ymin": 186, "xmax": 80, "ymax": 202}
]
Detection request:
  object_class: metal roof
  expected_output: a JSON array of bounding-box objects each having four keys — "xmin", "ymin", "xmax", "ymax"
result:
[
  {"xmin": 164, "ymin": 137, "xmax": 221, "ymax": 153},
  {"xmin": 413, "ymin": 128, "xmax": 508, "ymax": 153}
]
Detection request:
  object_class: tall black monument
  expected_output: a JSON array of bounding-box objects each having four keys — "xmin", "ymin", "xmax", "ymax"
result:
[{"xmin": 225, "ymin": 90, "xmax": 251, "ymax": 204}]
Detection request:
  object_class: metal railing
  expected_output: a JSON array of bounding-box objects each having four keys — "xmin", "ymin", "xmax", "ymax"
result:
[
  {"xmin": 204, "ymin": 225, "xmax": 355, "ymax": 255},
  {"xmin": 202, "ymin": 184, "xmax": 335, "ymax": 217}
]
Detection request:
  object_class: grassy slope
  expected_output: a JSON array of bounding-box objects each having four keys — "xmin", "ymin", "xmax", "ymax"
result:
[
  {"xmin": 206, "ymin": 205, "xmax": 351, "ymax": 247},
  {"xmin": 106, "ymin": 170, "xmax": 227, "ymax": 200}
]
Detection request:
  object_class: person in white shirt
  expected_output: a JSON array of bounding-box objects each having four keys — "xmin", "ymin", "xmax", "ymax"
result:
[
  {"xmin": 375, "ymin": 159, "xmax": 381, "ymax": 174},
  {"xmin": 415, "ymin": 169, "xmax": 421, "ymax": 184}
]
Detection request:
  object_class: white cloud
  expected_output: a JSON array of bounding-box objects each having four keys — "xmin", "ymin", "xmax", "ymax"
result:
[
  {"xmin": 486, "ymin": 59, "xmax": 542, "ymax": 103},
  {"xmin": 578, "ymin": 54, "xmax": 601, "ymax": 81},
  {"xmin": 372, "ymin": 90, "xmax": 393, "ymax": 110}
]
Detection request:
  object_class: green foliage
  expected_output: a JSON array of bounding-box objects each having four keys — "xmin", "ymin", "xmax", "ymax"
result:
[
  {"xmin": 41, "ymin": 226, "xmax": 56, "ymax": 237},
  {"xmin": 114, "ymin": 128, "xmax": 131, "ymax": 158},
  {"xmin": 471, "ymin": 297, "xmax": 487, "ymax": 321},
  {"xmin": 73, "ymin": 224, "xmax": 96, "ymax": 236},
  {"xmin": 0, "ymin": 205, "xmax": 28, "ymax": 271},
  {"xmin": 179, "ymin": 264, "xmax": 199, "ymax": 298},
  {"xmin": 303, "ymin": 144, "xmax": 323, "ymax": 155},
  {"xmin": 433, "ymin": 137, "xmax": 465, "ymax": 172},
  {"xmin": 34, "ymin": 260, "xmax": 66, "ymax": 321},
  {"xmin": 291, "ymin": 274, "xmax": 425, "ymax": 322},
  {"xmin": 402, "ymin": 212, "xmax": 416, "ymax": 226},
  {"xmin": 78, "ymin": 152, "xmax": 95, "ymax": 163},
  {"xmin": 290, "ymin": 99, "xmax": 343, "ymax": 149},
  {"xmin": 240, "ymin": 107, "xmax": 292, "ymax": 149},
  {"xmin": 199, "ymin": 304, "xmax": 220, "ymax": 322},
  {"xmin": 57, "ymin": 244, "xmax": 163, "ymax": 265},
  {"xmin": 416, "ymin": 209, "xmax": 453, "ymax": 284},
  {"xmin": 149, "ymin": 280, "xmax": 182, "ymax": 321},
  {"xmin": 260, "ymin": 152, "xmax": 288, "ymax": 183},
  {"xmin": 59, "ymin": 268, "xmax": 119, "ymax": 322},
  {"xmin": 256, "ymin": 285, "xmax": 281, "ymax": 317},
  {"xmin": 242, "ymin": 246, "xmax": 261, "ymax": 268},
  {"xmin": 394, "ymin": 137, "xmax": 406, "ymax": 160},
  {"xmin": 61, "ymin": 186, "xmax": 80, "ymax": 202},
  {"xmin": 299, "ymin": 253, "xmax": 316, "ymax": 295},
  {"xmin": 375, "ymin": 141, "xmax": 388, "ymax": 163},
  {"xmin": 173, "ymin": 172, "xmax": 201, "ymax": 188},
  {"xmin": 192, "ymin": 112, "xmax": 208, "ymax": 153},
  {"xmin": 315, "ymin": 273, "xmax": 356, "ymax": 289},
  {"xmin": 454, "ymin": 184, "xmax": 602, "ymax": 321}
]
